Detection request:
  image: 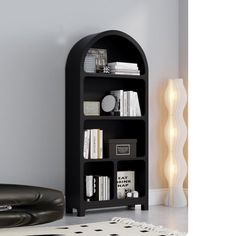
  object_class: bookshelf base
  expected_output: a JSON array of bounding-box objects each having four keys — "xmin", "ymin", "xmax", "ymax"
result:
[
  {"xmin": 128, "ymin": 205, "xmax": 135, "ymax": 209},
  {"xmin": 77, "ymin": 208, "xmax": 86, "ymax": 217},
  {"xmin": 141, "ymin": 204, "xmax": 149, "ymax": 211},
  {"xmin": 66, "ymin": 207, "xmax": 73, "ymax": 214}
]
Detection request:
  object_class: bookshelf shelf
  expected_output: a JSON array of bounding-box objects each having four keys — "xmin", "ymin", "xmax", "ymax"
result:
[
  {"xmin": 84, "ymin": 72, "xmax": 146, "ymax": 80},
  {"xmin": 66, "ymin": 30, "xmax": 148, "ymax": 216},
  {"xmin": 85, "ymin": 197, "xmax": 146, "ymax": 209},
  {"xmin": 83, "ymin": 157, "xmax": 146, "ymax": 163},
  {"xmin": 83, "ymin": 116, "xmax": 145, "ymax": 121}
]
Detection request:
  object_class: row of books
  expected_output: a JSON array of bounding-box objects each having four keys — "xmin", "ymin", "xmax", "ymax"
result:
[
  {"xmin": 108, "ymin": 62, "xmax": 140, "ymax": 76},
  {"xmin": 85, "ymin": 171, "xmax": 135, "ymax": 201},
  {"xmin": 83, "ymin": 129, "xmax": 103, "ymax": 159},
  {"xmin": 86, "ymin": 175, "xmax": 110, "ymax": 201},
  {"xmin": 111, "ymin": 90, "xmax": 141, "ymax": 116}
]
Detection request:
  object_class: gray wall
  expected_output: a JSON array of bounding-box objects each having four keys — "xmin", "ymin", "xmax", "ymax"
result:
[
  {"xmin": 179, "ymin": 0, "xmax": 188, "ymax": 80},
  {"xmin": 0, "ymin": 0, "xmax": 182, "ymax": 192}
]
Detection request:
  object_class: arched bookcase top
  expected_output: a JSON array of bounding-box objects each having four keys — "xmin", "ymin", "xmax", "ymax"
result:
[{"xmin": 67, "ymin": 30, "xmax": 148, "ymax": 75}]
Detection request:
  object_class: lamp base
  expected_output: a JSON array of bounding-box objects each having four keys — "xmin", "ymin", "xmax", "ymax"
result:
[{"xmin": 164, "ymin": 187, "xmax": 187, "ymax": 207}]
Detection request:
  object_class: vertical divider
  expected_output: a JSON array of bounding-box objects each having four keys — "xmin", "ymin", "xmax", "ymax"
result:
[{"xmin": 113, "ymin": 160, "xmax": 118, "ymax": 200}]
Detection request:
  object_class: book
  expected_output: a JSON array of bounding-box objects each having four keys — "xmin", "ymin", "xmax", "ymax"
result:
[
  {"xmin": 97, "ymin": 129, "xmax": 100, "ymax": 159},
  {"xmin": 127, "ymin": 91, "xmax": 135, "ymax": 116},
  {"xmin": 99, "ymin": 176, "xmax": 103, "ymax": 201},
  {"xmin": 117, "ymin": 171, "xmax": 135, "ymax": 199},
  {"xmin": 90, "ymin": 129, "xmax": 97, "ymax": 159},
  {"xmin": 110, "ymin": 71, "xmax": 140, "ymax": 76},
  {"xmin": 110, "ymin": 90, "xmax": 124, "ymax": 116},
  {"xmin": 123, "ymin": 91, "xmax": 128, "ymax": 116},
  {"xmin": 110, "ymin": 68, "xmax": 140, "ymax": 73},
  {"xmin": 108, "ymin": 62, "xmax": 140, "ymax": 75},
  {"xmin": 93, "ymin": 176, "xmax": 99, "ymax": 201},
  {"xmin": 131, "ymin": 91, "xmax": 136, "ymax": 116},
  {"xmin": 84, "ymin": 129, "xmax": 103, "ymax": 159},
  {"xmin": 108, "ymin": 62, "xmax": 138, "ymax": 69},
  {"xmin": 134, "ymin": 92, "xmax": 141, "ymax": 116},
  {"xmin": 88, "ymin": 175, "xmax": 110, "ymax": 201},
  {"xmin": 83, "ymin": 130, "xmax": 90, "ymax": 159},
  {"xmin": 83, "ymin": 130, "xmax": 87, "ymax": 159},
  {"xmin": 103, "ymin": 176, "xmax": 106, "ymax": 200},
  {"xmin": 99, "ymin": 130, "xmax": 103, "ymax": 159},
  {"xmin": 85, "ymin": 175, "xmax": 94, "ymax": 200},
  {"xmin": 107, "ymin": 177, "xmax": 110, "ymax": 200}
]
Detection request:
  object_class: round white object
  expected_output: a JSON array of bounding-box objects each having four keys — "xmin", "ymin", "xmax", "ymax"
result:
[
  {"xmin": 101, "ymin": 95, "xmax": 116, "ymax": 112},
  {"xmin": 126, "ymin": 192, "xmax": 132, "ymax": 198}
]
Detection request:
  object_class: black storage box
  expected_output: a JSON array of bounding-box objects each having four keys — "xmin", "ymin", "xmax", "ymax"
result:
[{"xmin": 106, "ymin": 139, "xmax": 137, "ymax": 158}]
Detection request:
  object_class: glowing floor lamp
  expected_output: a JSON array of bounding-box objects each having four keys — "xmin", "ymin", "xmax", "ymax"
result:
[{"xmin": 164, "ymin": 79, "xmax": 187, "ymax": 207}]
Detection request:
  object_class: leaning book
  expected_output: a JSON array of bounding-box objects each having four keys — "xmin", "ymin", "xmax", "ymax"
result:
[{"xmin": 117, "ymin": 171, "xmax": 135, "ymax": 199}]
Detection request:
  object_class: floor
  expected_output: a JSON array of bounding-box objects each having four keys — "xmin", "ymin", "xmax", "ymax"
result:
[{"xmin": 45, "ymin": 205, "xmax": 188, "ymax": 233}]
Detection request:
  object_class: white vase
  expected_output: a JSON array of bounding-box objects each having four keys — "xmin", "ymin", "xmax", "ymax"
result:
[{"xmin": 164, "ymin": 79, "xmax": 187, "ymax": 207}]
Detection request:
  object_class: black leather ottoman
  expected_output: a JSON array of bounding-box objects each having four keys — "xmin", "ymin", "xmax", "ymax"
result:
[{"xmin": 0, "ymin": 184, "xmax": 64, "ymax": 228}]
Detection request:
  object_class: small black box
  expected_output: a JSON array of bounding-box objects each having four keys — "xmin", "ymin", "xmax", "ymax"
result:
[{"xmin": 106, "ymin": 139, "xmax": 137, "ymax": 158}]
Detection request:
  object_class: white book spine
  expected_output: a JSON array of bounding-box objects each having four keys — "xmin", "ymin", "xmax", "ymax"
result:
[
  {"xmin": 99, "ymin": 176, "xmax": 102, "ymax": 201},
  {"xmin": 103, "ymin": 176, "xmax": 107, "ymax": 200},
  {"xmin": 97, "ymin": 129, "xmax": 100, "ymax": 160},
  {"xmin": 90, "ymin": 129, "xmax": 97, "ymax": 159},
  {"xmin": 123, "ymin": 92, "xmax": 128, "ymax": 116},
  {"xmin": 90, "ymin": 129, "xmax": 93, "ymax": 159},
  {"xmin": 134, "ymin": 92, "xmax": 141, "ymax": 116},
  {"xmin": 127, "ymin": 91, "xmax": 131, "ymax": 116},
  {"xmin": 86, "ymin": 175, "xmax": 93, "ymax": 198},
  {"xmin": 103, "ymin": 176, "xmax": 106, "ymax": 201},
  {"xmin": 106, "ymin": 176, "xmax": 108, "ymax": 200},
  {"xmin": 83, "ymin": 130, "xmax": 90, "ymax": 159},
  {"xmin": 131, "ymin": 91, "xmax": 136, "ymax": 116},
  {"xmin": 120, "ymin": 90, "xmax": 124, "ymax": 116},
  {"xmin": 83, "ymin": 130, "xmax": 87, "ymax": 159},
  {"xmin": 99, "ymin": 130, "xmax": 103, "ymax": 159},
  {"xmin": 95, "ymin": 129, "xmax": 98, "ymax": 159},
  {"xmin": 107, "ymin": 177, "xmax": 110, "ymax": 200},
  {"xmin": 87, "ymin": 130, "xmax": 91, "ymax": 159},
  {"xmin": 128, "ymin": 91, "xmax": 134, "ymax": 117}
]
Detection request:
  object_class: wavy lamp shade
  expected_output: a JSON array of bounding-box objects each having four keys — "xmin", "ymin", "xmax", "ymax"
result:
[{"xmin": 164, "ymin": 79, "xmax": 187, "ymax": 207}]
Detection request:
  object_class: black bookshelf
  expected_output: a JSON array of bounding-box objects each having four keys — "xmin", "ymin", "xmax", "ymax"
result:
[{"xmin": 66, "ymin": 30, "xmax": 148, "ymax": 216}]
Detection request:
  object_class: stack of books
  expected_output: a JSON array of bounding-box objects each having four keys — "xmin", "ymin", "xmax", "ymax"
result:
[
  {"xmin": 86, "ymin": 175, "xmax": 110, "ymax": 201},
  {"xmin": 108, "ymin": 62, "xmax": 140, "ymax": 76},
  {"xmin": 83, "ymin": 129, "xmax": 103, "ymax": 159},
  {"xmin": 111, "ymin": 90, "xmax": 141, "ymax": 117},
  {"xmin": 84, "ymin": 55, "xmax": 96, "ymax": 73}
]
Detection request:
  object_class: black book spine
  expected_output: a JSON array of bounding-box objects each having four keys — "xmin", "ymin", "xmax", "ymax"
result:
[{"xmin": 92, "ymin": 176, "xmax": 99, "ymax": 201}]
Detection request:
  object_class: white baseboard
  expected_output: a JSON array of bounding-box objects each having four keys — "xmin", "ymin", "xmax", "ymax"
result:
[{"xmin": 149, "ymin": 188, "xmax": 188, "ymax": 206}]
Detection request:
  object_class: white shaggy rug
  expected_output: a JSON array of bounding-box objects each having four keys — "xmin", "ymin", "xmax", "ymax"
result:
[{"xmin": 0, "ymin": 217, "xmax": 186, "ymax": 236}]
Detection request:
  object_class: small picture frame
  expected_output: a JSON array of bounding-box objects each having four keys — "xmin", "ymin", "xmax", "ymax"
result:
[
  {"xmin": 86, "ymin": 48, "xmax": 107, "ymax": 73},
  {"xmin": 83, "ymin": 101, "xmax": 100, "ymax": 116}
]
